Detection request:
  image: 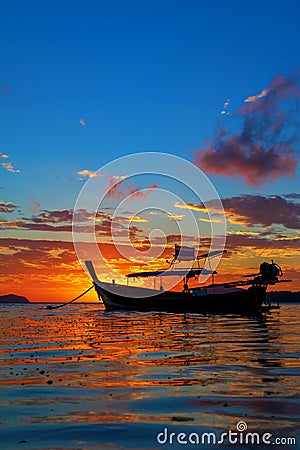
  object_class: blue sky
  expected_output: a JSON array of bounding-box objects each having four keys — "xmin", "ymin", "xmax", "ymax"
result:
[
  {"xmin": 1, "ymin": 0, "xmax": 300, "ymax": 300},
  {"xmin": 1, "ymin": 0, "xmax": 300, "ymax": 211}
]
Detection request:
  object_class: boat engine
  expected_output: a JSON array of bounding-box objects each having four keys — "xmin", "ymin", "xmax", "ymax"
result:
[{"xmin": 258, "ymin": 261, "xmax": 282, "ymax": 284}]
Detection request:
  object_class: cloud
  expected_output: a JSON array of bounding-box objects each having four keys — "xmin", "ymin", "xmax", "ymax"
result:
[
  {"xmin": 29, "ymin": 198, "xmax": 41, "ymax": 213},
  {"xmin": 0, "ymin": 220, "xmax": 73, "ymax": 233},
  {"xmin": 225, "ymin": 233, "xmax": 300, "ymax": 253},
  {"xmin": 106, "ymin": 176, "xmax": 158, "ymax": 200},
  {"xmin": 30, "ymin": 209, "xmax": 74, "ymax": 223},
  {"xmin": 194, "ymin": 71, "xmax": 300, "ymax": 186},
  {"xmin": 244, "ymin": 88, "xmax": 269, "ymax": 103},
  {"xmin": 1, "ymin": 234, "xmax": 299, "ymax": 301},
  {"xmin": 175, "ymin": 195, "xmax": 300, "ymax": 230},
  {"xmin": 0, "ymin": 207, "xmax": 148, "ymax": 240},
  {"xmin": 221, "ymin": 98, "xmax": 231, "ymax": 115},
  {"xmin": 174, "ymin": 201, "xmax": 223, "ymax": 214},
  {"xmin": 0, "ymin": 237, "xmax": 84, "ymax": 300},
  {"xmin": 0, "ymin": 162, "xmax": 21, "ymax": 173},
  {"xmin": 0, "ymin": 201, "xmax": 17, "ymax": 213},
  {"xmin": 130, "ymin": 215, "xmax": 148, "ymax": 223},
  {"xmin": 127, "ymin": 184, "xmax": 158, "ymax": 200},
  {"xmin": 30, "ymin": 199, "xmax": 41, "ymax": 208},
  {"xmin": 0, "ymin": 152, "xmax": 9, "ymax": 159},
  {"xmin": 0, "ymin": 208, "xmax": 76, "ymax": 232},
  {"xmin": 168, "ymin": 214, "xmax": 185, "ymax": 222},
  {"xmin": 174, "ymin": 201, "xmax": 206, "ymax": 212},
  {"xmin": 96, "ymin": 218, "xmax": 144, "ymax": 240},
  {"xmin": 222, "ymin": 194, "xmax": 300, "ymax": 230},
  {"xmin": 283, "ymin": 193, "xmax": 300, "ymax": 200},
  {"xmin": 198, "ymin": 217, "xmax": 222, "ymax": 223},
  {"xmin": 78, "ymin": 169, "xmax": 102, "ymax": 179}
]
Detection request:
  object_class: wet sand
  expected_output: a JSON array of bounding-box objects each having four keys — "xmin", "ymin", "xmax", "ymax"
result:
[{"xmin": 0, "ymin": 303, "xmax": 299, "ymax": 449}]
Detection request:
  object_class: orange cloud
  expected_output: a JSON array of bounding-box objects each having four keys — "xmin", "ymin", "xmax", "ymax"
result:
[
  {"xmin": 0, "ymin": 201, "xmax": 17, "ymax": 213},
  {"xmin": 0, "ymin": 152, "xmax": 9, "ymax": 159},
  {"xmin": 0, "ymin": 238, "xmax": 93, "ymax": 302},
  {"xmin": 168, "ymin": 214, "xmax": 185, "ymax": 222},
  {"xmin": 1, "ymin": 225, "xmax": 300, "ymax": 304},
  {"xmin": 130, "ymin": 215, "xmax": 148, "ymax": 223},
  {"xmin": 0, "ymin": 220, "xmax": 73, "ymax": 232},
  {"xmin": 78, "ymin": 169, "xmax": 102, "ymax": 179},
  {"xmin": 0, "ymin": 162, "xmax": 20, "ymax": 173},
  {"xmin": 106, "ymin": 176, "xmax": 157, "ymax": 201},
  {"xmin": 29, "ymin": 198, "xmax": 41, "ymax": 213},
  {"xmin": 198, "ymin": 217, "xmax": 222, "ymax": 223},
  {"xmin": 29, "ymin": 198, "xmax": 41, "ymax": 208},
  {"xmin": 174, "ymin": 201, "xmax": 207, "ymax": 212},
  {"xmin": 244, "ymin": 88, "xmax": 269, "ymax": 103},
  {"xmin": 127, "ymin": 184, "xmax": 158, "ymax": 200}
]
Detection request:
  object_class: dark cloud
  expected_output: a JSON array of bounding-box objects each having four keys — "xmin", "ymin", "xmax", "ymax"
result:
[
  {"xmin": 0, "ymin": 220, "xmax": 73, "ymax": 232},
  {"xmin": 177, "ymin": 195, "xmax": 300, "ymax": 230},
  {"xmin": 29, "ymin": 208, "xmax": 134, "ymax": 225},
  {"xmin": 194, "ymin": 71, "xmax": 300, "ymax": 186},
  {"xmin": 0, "ymin": 207, "xmax": 146, "ymax": 238},
  {"xmin": 96, "ymin": 218, "xmax": 144, "ymax": 239},
  {"xmin": 221, "ymin": 195, "xmax": 300, "ymax": 230},
  {"xmin": 30, "ymin": 209, "xmax": 74, "ymax": 224},
  {"xmin": 226, "ymin": 234, "xmax": 300, "ymax": 252},
  {"xmin": 283, "ymin": 193, "xmax": 300, "ymax": 200}
]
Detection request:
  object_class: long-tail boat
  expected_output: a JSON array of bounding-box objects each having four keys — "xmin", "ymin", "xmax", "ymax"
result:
[{"xmin": 85, "ymin": 245, "xmax": 291, "ymax": 314}]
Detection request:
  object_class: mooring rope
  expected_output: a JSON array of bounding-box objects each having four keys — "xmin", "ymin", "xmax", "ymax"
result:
[{"xmin": 46, "ymin": 285, "xmax": 94, "ymax": 310}]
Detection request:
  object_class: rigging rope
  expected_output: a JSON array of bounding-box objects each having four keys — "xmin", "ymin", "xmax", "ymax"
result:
[{"xmin": 46, "ymin": 285, "xmax": 94, "ymax": 310}]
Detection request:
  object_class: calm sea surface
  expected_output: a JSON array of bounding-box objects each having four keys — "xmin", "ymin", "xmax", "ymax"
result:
[{"xmin": 0, "ymin": 303, "xmax": 299, "ymax": 450}]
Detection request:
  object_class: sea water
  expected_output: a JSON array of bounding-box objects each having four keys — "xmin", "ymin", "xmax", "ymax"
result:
[{"xmin": 0, "ymin": 303, "xmax": 299, "ymax": 449}]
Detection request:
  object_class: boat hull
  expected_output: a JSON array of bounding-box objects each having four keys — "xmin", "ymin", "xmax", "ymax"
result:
[{"xmin": 94, "ymin": 282, "xmax": 267, "ymax": 314}]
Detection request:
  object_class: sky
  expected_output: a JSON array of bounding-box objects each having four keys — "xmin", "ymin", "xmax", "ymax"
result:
[{"xmin": 0, "ymin": 0, "xmax": 299, "ymax": 302}]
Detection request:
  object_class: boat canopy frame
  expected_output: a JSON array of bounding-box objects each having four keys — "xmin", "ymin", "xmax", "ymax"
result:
[{"xmin": 126, "ymin": 245, "xmax": 226, "ymax": 279}]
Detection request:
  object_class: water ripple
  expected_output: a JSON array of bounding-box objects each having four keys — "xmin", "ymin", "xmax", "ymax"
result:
[{"xmin": 0, "ymin": 303, "xmax": 299, "ymax": 449}]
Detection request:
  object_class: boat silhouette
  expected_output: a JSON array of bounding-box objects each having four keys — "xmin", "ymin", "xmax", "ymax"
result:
[{"xmin": 85, "ymin": 245, "xmax": 291, "ymax": 314}]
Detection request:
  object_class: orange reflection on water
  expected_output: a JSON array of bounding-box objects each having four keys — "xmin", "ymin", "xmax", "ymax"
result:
[{"xmin": 0, "ymin": 303, "xmax": 299, "ymax": 448}]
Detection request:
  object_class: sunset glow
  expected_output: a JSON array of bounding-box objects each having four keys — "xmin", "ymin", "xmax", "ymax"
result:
[{"xmin": 0, "ymin": 2, "xmax": 299, "ymax": 303}]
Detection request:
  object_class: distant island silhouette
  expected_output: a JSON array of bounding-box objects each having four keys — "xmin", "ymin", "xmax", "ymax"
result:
[{"xmin": 0, "ymin": 294, "xmax": 30, "ymax": 303}]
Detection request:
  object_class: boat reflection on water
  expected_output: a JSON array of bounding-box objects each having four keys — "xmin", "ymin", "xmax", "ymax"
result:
[{"xmin": 0, "ymin": 303, "xmax": 299, "ymax": 449}]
